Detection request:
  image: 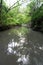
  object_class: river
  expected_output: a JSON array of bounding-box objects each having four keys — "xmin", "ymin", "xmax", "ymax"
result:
[{"xmin": 0, "ymin": 27, "xmax": 43, "ymax": 65}]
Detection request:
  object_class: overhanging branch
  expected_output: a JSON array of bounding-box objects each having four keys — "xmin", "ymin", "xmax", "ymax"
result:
[{"xmin": 7, "ymin": 0, "xmax": 21, "ymax": 12}]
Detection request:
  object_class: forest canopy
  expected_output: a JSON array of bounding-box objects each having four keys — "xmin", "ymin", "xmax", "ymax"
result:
[{"xmin": 0, "ymin": 0, "xmax": 43, "ymax": 31}]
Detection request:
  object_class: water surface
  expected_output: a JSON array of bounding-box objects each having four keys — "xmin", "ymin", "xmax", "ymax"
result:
[{"xmin": 0, "ymin": 27, "xmax": 43, "ymax": 65}]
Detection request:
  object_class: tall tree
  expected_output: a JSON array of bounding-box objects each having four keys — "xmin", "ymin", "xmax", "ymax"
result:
[
  {"xmin": 0, "ymin": 0, "xmax": 2, "ymax": 7},
  {"xmin": 0, "ymin": 0, "xmax": 3, "ymax": 24}
]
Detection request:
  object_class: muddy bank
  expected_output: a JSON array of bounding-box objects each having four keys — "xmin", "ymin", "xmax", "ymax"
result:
[{"xmin": 0, "ymin": 25, "xmax": 21, "ymax": 31}]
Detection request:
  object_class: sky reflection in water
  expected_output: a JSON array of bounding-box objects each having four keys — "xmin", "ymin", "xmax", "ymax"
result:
[
  {"xmin": 5, "ymin": 27, "xmax": 43, "ymax": 65},
  {"xmin": 7, "ymin": 30, "xmax": 30, "ymax": 65}
]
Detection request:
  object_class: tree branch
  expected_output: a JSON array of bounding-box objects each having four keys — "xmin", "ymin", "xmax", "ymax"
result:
[{"xmin": 7, "ymin": 0, "xmax": 21, "ymax": 12}]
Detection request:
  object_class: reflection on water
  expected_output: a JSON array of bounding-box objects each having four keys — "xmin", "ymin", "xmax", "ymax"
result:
[
  {"xmin": 39, "ymin": 46, "xmax": 43, "ymax": 50},
  {"xmin": 0, "ymin": 27, "xmax": 43, "ymax": 65},
  {"xmin": 17, "ymin": 55, "xmax": 29, "ymax": 65},
  {"xmin": 7, "ymin": 32, "xmax": 26, "ymax": 55}
]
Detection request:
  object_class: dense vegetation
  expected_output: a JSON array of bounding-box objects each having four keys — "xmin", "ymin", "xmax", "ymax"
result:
[
  {"xmin": 0, "ymin": 0, "xmax": 43, "ymax": 31},
  {"xmin": 30, "ymin": 0, "xmax": 43, "ymax": 31},
  {"xmin": 0, "ymin": 0, "xmax": 31, "ymax": 27}
]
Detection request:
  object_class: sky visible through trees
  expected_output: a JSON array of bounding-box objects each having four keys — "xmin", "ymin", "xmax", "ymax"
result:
[{"xmin": 4, "ymin": 0, "xmax": 30, "ymax": 9}]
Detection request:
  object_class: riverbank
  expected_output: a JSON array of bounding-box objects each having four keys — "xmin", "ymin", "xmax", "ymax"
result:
[
  {"xmin": 0, "ymin": 22, "xmax": 31, "ymax": 31},
  {"xmin": 0, "ymin": 24, "xmax": 21, "ymax": 31},
  {"xmin": 0, "ymin": 23, "xmax": 43, "ymax": 33}
]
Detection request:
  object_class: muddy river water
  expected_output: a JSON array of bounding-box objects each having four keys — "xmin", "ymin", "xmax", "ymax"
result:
[{"xmin": 0, "ymin": 27, "xmax": 43, "ymax": 65}]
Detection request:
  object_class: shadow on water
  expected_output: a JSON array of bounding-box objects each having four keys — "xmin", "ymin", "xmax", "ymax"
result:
[{"xmin": 0, "ymin": 27, "xmax": 43, "ymax": 65}]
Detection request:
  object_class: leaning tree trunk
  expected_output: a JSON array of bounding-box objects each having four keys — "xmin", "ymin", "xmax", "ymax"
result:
[
  {"xmin": 0, "ymin": 0, "xmax": 3, "ymax": 11},
  {"xmin": 0, "ymin": 0, "xmax": 3, "ymax": 25}
]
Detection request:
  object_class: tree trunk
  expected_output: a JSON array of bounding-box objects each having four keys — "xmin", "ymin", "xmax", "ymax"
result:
[{"xmin": 0, "ymin": 0, "xmax": 3, "ymax": 24}]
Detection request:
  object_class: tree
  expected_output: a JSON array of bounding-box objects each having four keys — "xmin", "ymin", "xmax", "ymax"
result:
[
  {"xmin": 0, "ymin": 0, "xmax": 3, "ymax": 25},
  {"xmin": 29, "ymin": 0, "xmax": 43, "ymax": 31}
]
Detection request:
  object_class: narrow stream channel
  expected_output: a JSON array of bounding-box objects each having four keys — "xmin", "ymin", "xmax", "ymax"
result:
[{"xmin": 0, "ymin": 27, "xmax": 43, "ymax": 65}]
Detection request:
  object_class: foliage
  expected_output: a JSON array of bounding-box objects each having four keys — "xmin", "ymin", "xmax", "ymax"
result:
[
  {"xmin": 0, "ymin": 0, "xmax": 31, "ymax": 26},
  {"xmin": 32, "ymin": 4, "xmax": 43, "ymax": 21},
  {"xmin": 0, "ymin": 0, "xmax": 43, "ymax": 32},
  {"xmin": 29, "ymin": 0, "xmax": 43, "ymax": 31}
]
